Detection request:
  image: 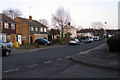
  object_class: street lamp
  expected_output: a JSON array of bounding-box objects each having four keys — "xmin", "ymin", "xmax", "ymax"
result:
[{"xmin": 104, "ymin": 22, "xmax": 107, "ymax": 42}]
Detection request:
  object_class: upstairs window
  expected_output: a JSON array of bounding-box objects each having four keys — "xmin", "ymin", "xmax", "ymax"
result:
[
  {"xmin": 4, "ymin": 23, "xmax": 9, "ymax": 29},
  {"xmin": 31, "ymin": 27, "xmax": 34, "ymax": 31},
  {"xmin": 35, "ymin": 27, "xmax": 38, "ymax": 31},
  {"xmin": 44, "ymin": 28, "xmax": 47, "ymax": 32},
  {"xmin": 11, "ymin": 24, "xmax": 15, "ymax": 29},
  {"xmin": 40, "ymin": 28, "xmax": 43, "ymax": 32}
]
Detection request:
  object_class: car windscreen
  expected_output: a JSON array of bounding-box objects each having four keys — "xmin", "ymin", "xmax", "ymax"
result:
[
  {"xmin": 70, "ymin": 39, "xmax": 75, "ymax": 41},
  {"xmin": 43, "ymin": 39, "xmax": 49, "ymax": 42}
]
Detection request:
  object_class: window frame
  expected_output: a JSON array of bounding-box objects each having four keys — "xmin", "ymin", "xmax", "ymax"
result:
[
  {"xmin": 40, "ymin": 28, "xmax": 43, "ymax": 32},
  {"xmin": 31, "ymin": 27, "xmax": 34, "ymax": 31},
  {"xmin": 44, "ymin": 28, "xmax": 47, "ymax": 32},
  {"xmin": 11, "ymin": 23, "xmax": 15, "ymax": 29},
  {"xmin": 4, "ymin": 23, "xmax": 9, "ymax": 29},
  {"xmin": 35, "ymin": 27, "xmax": 38, "ymax": 31}
]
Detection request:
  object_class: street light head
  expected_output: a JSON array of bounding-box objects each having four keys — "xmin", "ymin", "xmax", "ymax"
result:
[{"xmin": 105, "ymin": 22, "xmax": 107, "ymax": 24}]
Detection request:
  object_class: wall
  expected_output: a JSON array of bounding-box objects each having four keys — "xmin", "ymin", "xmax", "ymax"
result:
[{"xmin": 15, "ymin": 18, "xmax": 29, "ymax": 44}]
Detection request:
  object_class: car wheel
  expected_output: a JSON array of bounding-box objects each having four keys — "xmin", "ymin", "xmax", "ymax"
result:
[
  {"xmin": 45, "ymin": 43, "xmax": 47, "ymax": 45},
  {"xmin": 5, "ymin": 51, "xmax": 10, "ymax": 56}
]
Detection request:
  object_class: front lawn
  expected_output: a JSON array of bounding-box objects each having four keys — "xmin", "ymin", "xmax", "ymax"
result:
[{"xmin": 18, "ymin": 44, "xmax": 49, "ymax": 49}]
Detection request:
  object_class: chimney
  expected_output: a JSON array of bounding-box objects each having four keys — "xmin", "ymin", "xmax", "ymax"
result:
[
  {"xmin": 68, "ymin": 22, "xmax": 70, "ymax": 25},
  {"xmin": 29, "ymin": 16, "xmax": 32, "ymax": 20}
]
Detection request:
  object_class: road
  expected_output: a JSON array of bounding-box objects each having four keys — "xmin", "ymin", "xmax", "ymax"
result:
[{"xmin": 2, "ymin": 40, "xmax": 118, "ymax": 78}]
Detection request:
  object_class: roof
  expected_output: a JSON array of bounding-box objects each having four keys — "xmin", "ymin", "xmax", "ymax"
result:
[
  {"xmin": 0, "ymin": 13, "xmax": 17, "ymax": 24},
  {"xmin": 64, "ymin": 24, "xmax": 75, "ymax": 29},
  {"xmin": 17, "ymin": 17, "xmax": 47, "ymax": 28}
]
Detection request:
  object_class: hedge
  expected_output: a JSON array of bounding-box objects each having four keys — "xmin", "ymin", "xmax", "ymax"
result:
[{"xmin": 107, "ymin": 35, "xmax": 120, "ymax": 52}]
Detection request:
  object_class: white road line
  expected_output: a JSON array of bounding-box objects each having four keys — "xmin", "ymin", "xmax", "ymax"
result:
[
  {"xmin": 57, "ymin": 58, "xmax": 63, "ymax": 60},
  {"xmin": 28, "ymin": 64, "xmax": 38, "ymax": 68},
  {"xmin": 4, "ymin": 68, "xmax": 19, "ymax": 73},
  {"xmin": 44, "ymin": 60, "xmax": 52, "ymax": 63},
  {"xmin": 65, "ymin": 56, "xmax": 71, "ymax": 58}
]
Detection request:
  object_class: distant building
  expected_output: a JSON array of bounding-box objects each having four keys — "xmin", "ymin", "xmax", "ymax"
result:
[
  {"xmin": 77, "ymin": 28, "xmax": 119, "ymax": 38},
  {"xmin": 63, "ymin": 22, "xmax": 77, "ymax": 38}
]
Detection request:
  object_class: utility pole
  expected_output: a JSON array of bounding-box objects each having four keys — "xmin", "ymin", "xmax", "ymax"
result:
[{"xmin": 104, "ymin": 22, "xmax": 107, "ymax": 42}]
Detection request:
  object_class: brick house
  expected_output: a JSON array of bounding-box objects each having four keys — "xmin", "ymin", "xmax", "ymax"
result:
[
  {"xmin": 15, "ymin": 16, "xmax": 48, "ymax": 44},
  {"xmin": 0, "ymin": 13, "xmax": 17, "ymax": 43}
]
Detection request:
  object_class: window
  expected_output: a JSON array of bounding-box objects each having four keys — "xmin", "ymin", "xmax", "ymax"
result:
[
  {"xmin": 4, "ymin": 23, "xmax": 9, "ymax": 29},
  {"xmin": 40, "ymin": 28, "xmax": 43, "ymax": 32},
  {"xmin": 7, "ymin": 35, "xmax": 10, "ymax": 42},
  {"xmin": 44, "ymin": 28, "xmax": 47, "ymax": 32},
  {"xmin": 31, "ymin": 27, "xmax": 34, "ymax": 31},
  {"xmin": 11, "ymin": 24, "xmax": 15, "ymax": 29},
  {"xmin": 35, "ymin": 27, "xmax": 38, "ymax": 31}
]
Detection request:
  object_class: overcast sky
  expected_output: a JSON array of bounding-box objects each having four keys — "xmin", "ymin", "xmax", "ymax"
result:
[{"xmin": 0, "ymin": 0, "xmax": 119, "ymax": 29}]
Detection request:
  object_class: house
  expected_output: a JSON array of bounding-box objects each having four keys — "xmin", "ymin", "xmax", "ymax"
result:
[
  {"xmin": 77, "ymin": 29, "xmax": 106, "ymax": 38},
  {"xmin": 48, "ymin": 29, "xmax": 61, "ymax": 40},
  {"xmin": 0, "ymin": 13, "xmax": 17, "ymax": 43},
  {"xmin": 63, "ymin": 22, "xmax": 77, "ymax": 38},
  {"xmin": 77, "ymin": 29, "xmax": 94, "ymax": 38},
  {"xmin": 14, "ymin": 16, "xmax": 48, "ymax": 44}
]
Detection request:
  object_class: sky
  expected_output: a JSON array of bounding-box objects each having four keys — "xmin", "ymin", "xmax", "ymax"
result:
[{"xmin": 0, "ymin": 0, "xmax": 119, "ymax": 29}]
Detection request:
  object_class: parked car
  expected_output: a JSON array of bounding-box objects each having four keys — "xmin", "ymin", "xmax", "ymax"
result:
[
  {"xmin": 0, "ymin": 44, "xmax": 11, "ymax": 56},
  {"xmin": 84, "ymin": 38, "xmax": 91, "ymax": 43},
  {"xmin": 0, "ymin": 40, "xmax": 13, "ymax": 48},
  {"xmin": 99, "ymin": 37, "xmax": 102, "ymax": 40},
  {"xmin": 89, "ymin": 38, "xmax": 94, "ymax": 42},
  {"xmin": 69, "ymin": 38, "xmax": 80, "ymax": 45},
  {"xmin": 35, "ymin": 39, "xmax": 52, "ymax": 45},
  {"xmin": 93, "ymin": 37, "xmax": 99, "ymax": 41}
]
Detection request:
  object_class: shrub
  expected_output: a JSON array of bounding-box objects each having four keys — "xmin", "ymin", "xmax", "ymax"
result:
[
  {"xmin": 51, "ymin": 39, "xmax": 61, "ymax": 44},
  {"xmin": 107, "ymin": 36, "xmax": 120, "ymax": 53}
]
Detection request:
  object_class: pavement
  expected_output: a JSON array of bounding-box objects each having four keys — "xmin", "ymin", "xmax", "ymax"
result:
[{"xmin": 71, "ymin": 43, "xmax": 120, "ymax": 71}]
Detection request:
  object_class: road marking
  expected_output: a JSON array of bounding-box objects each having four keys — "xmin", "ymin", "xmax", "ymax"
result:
[
  {"xmin": 57, "ymin": 58, "xmax": 63, "ymax": 60},
  {"xmin": 65, "ymin": 56, "xmax": 71, "ymax": 58},
  {"xmin": 4, "ymin": 68, "xmax": 19, "ymax": 73},
  {"xmin": 44, "ymin": 60, "xmax": 52, "ymax": 63},
  {"xmin": 28, "ymin": 64, "xmax": 38, "ymax": 68}
]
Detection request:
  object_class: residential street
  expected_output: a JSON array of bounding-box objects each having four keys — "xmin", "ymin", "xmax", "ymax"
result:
[{"xmin": 2, "ymin": 40, "xmax": 118, "ymax": 78}]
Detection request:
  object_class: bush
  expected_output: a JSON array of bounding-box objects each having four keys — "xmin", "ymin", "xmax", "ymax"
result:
[
  {"xmin": 51, "ymin": 39, "xmax": 62, "ymax": 44},
  {"xmin": 107, "ymin": 36, "xmax": 120, "ymax": 53}
]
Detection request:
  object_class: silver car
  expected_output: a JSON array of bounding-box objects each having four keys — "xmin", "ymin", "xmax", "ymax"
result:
[
  {"xmin": 0, "ymin": 40, "xmax": 13, "ymax": 48},
  {"xmin": 69, "ymin": 38, "xmax": 80, "ymax": 45}
]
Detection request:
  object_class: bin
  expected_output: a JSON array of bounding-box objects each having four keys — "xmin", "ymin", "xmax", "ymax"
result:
[{"xmin": 13, "ymin": 42, "xmax": 20, "ymax": 48}]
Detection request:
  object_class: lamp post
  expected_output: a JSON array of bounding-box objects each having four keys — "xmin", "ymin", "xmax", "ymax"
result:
[{"xmin": 104, "ymin": 22, "xmax": 107, "ymax": 42}]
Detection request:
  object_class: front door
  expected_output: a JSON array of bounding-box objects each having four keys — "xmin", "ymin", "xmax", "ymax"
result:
[
  {"xmin": 30, "ymin": 36, "xmax": 33, "ymax": 44},
  {"xmin": 18, "ymin": 35, "xmax": 22, "ymax": 45}
]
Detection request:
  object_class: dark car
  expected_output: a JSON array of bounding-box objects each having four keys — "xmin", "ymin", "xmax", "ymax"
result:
[
  {"xmin": 0, "ymin": 44, "xmax": 11, "ymax": 56},
  {"xmin": 35, "ymin": 39, "xmax": 52, "ymax": 45}
]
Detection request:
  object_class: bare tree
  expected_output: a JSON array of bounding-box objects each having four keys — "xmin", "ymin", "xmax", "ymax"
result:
[
  {"xmin": 52, "ymin": 7, "xmax": 71, "ymax": 38},
  {"xmin": 39, "ymin": 19, "xmax": 48, "ymax": 26},
  {"xmin": 2, "ymin": 8, "xmax": 22, "ymax": 19},
  {"xmin": 91, "ymin": 22, "xmax": 104, "ymax": 29}
]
